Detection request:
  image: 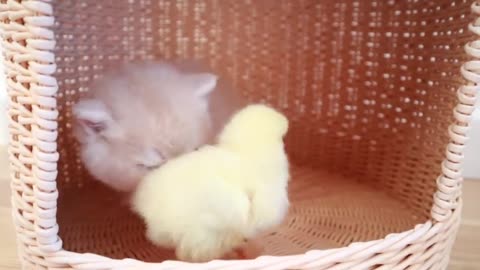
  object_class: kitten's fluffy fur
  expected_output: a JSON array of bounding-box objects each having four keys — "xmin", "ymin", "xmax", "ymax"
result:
[{"xmin": 73, "ymin": 61, "xmax": 240, "ymax": 192}]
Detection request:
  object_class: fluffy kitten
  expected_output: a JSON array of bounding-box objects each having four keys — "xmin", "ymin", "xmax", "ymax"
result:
[{"xmin": 72, "ymin": 61, "xmax": 240, "ymax": 192}]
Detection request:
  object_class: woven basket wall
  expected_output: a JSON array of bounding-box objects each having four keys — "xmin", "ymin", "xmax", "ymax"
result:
[{"xmin": 1, "ymin": 0, "xmax": 479, "ymax": 269}]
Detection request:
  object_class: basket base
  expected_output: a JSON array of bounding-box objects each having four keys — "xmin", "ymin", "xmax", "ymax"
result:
[{"xmin": 57, "ymin": 166, "xmax": 425, "ymax": 262}]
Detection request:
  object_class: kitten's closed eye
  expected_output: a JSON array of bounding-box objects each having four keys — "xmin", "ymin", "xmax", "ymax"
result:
[
  {"xmin": 136, "ymin": 163, "xmax": 162, "ymax": 170},
  {"xmin": 136, "ymin": 148, "xmax": 165, "ymax": 170}
]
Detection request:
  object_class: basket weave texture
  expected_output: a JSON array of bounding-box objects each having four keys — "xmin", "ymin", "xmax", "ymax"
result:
[{"xmin": 0, "ymin": 0, "xmax": 479, "ymax": 269}]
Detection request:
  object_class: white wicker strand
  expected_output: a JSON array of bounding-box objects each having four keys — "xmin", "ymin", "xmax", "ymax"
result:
[{"xmin": 431, "ymin": 1, "xmax": 480, "ymax": 223}]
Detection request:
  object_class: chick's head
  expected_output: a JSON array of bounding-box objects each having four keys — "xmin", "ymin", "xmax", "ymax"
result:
[{"xmin": 218, "ymin": 104, "xmax": 289, "ymax": 148}]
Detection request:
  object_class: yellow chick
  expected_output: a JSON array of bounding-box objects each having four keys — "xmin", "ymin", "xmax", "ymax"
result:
[{"xmin": 132, "ymin": 104, "xmax": 290, "ymax": 262}]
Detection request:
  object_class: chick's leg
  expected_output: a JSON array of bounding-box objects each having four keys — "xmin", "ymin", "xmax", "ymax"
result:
[
  {"xmin": 146, "ymin": 227, "xmax": 175, "ymax": 249},
  {"xmin": 223, "ymin": 238, "xmax": 264, "ymax": 260}
]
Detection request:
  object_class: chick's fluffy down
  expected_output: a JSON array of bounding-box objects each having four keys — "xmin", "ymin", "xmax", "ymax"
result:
[{"xmin": 132, "ymin": 104, "xmax": 290, "ymax": 262}]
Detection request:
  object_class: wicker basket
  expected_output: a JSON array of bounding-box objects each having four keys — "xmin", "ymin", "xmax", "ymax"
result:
[{"xmin": 1, "ymin": 0, "xmax": 479, "ymax": 269}]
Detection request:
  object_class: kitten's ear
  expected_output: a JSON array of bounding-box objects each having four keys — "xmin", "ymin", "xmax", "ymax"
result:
[
  {"xmin": 186, "ymin": 73, "xmax": 218, "ymax": 98},
  {"xmin": 72, "ymin": 99, "xmax": 113, "ymax": 136}
]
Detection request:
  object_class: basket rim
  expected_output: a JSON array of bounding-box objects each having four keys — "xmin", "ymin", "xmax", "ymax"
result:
[{"xmin": 40, "ymin": 207, "xmax": 462, "ymax": 269}]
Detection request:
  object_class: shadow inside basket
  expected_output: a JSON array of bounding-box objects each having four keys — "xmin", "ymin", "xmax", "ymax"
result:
[{"xmin": 57, "ymin": 166, "xmax": 425, "ymax": 262}]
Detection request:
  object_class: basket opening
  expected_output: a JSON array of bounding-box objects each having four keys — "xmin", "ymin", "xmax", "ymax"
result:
[
  {"xmin": 57, "ymin": 167, "xmax": 424, "ymax": 261},
  {"xmin": 51, "ymin": 0, "xmax": 471, "ymax": 262}
]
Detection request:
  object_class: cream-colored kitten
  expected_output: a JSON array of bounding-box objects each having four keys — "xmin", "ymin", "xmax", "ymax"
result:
[{"xmin": 73, "ymin": 61, "xmax": 240, "ymax": 192}]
